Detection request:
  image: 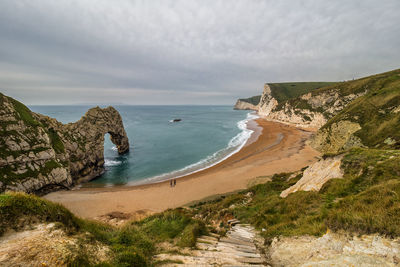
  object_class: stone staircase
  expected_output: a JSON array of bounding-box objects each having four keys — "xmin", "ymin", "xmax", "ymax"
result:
[{"xmin": 154, "ymin": 220, "xmax": 268, "ymax": 266}]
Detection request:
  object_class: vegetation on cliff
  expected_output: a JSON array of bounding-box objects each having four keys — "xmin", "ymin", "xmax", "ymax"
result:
[
  {"xmin": 237, "ymin": 95, "xmax": 261, "ymax": 106},
  {"xmin": 269, "ymin": 82, "xmax": 336, "ymax": 103},
  {"xmin": 0, "ymin": 92, "xmax": 129, "ymax": 194},
  {"xmin": 320, "ymin": 69, "xmax": 400, "ymax": 150}
]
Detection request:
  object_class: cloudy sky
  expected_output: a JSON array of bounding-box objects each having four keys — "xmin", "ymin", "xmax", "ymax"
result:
[{"xmin": 0, "ymin": 0, "xmax": 399, "ymax": 105}]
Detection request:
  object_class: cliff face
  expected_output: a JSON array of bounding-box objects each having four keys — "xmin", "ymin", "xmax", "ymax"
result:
[
  {"xmin": 0, "ymin": 93, "xmax": 129, "ymax": 193},
  {"xmin": 233, "ymin": 95, "xmax": 261, "ymax": 110},
  {"xmin": 233, "ymin": 100, "xmax": 258, "ymax": 110},
  {"xmin": 257, "ymin": 83, "xmax": 365, "ymax": 129},
  {"xmin": 257, "ymin": 69, "xmax": 400, "ymax": 153}
]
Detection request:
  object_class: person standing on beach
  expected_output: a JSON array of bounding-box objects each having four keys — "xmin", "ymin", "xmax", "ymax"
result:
[
  {"xmin": 174, "ymin": 179, "xmax": 176, "ymax": 187},
  {"xmin": 170, "ymin": 179, "xmax": 173, "ymax": 187}
]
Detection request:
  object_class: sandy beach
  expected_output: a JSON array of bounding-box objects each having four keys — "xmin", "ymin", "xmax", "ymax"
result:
[{"xmin": 44, "ymin": 118, "xmax": 320, "ymax": 220}]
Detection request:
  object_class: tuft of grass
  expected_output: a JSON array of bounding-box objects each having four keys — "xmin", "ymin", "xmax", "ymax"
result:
[
  {"xmin": 0, "ymin": 192, "xmax": 80, "ymax": 236},
  {"xmin": 177, "ymin": 221, "xmax": 207, "ymax": 247}
]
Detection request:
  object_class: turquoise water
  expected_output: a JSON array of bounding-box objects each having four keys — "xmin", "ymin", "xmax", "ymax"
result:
[{"xmin": 29, "ymin": 105, "xmax": 254, "ymax": 186}]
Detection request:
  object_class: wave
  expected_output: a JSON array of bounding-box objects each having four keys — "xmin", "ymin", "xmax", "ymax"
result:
[
  {"xmin": 104, "ymin": 159, "xmax": 122, "ymax": 167},
  {"xmin": 111, "ymin": 146, "xmax": 118, "ymax": 151},
  {"xmin": 132, "ymin": 112, "xmax": 259, "ymax": 185}
]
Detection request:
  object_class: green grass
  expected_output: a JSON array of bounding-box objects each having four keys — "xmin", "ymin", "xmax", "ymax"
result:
[
  {"xmin": 192, "ymin": 148, "xmax": 400, "ymax": 241},
  {"xmin": 238, "ymin": 95, "xmax": 261, "ymax": 106},
  {"xmin": 0, "ymin": 192, "xmax": 80, "ymax": 236},
  {"xmin": 321, "ymin": 70, "xmax": 400, "ymax": 150},
  {"xmin": 0, "ymin": 192, "xmax": 205, "ymax": 266},
  {"xmin": 47, "ymin": 127, "xmax": 65, "ymax": 153},
  {"xmin": 269, "ymin": 82, "xmax": 337, "ymax": 103},
  {"xmin": 8, "ymin": 97, "xmax": 40, "ymax": 127}
]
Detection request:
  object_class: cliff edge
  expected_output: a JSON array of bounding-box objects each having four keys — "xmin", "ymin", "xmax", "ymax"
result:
[
  {"xmin": 0, "ymin": 93, "xmax": 129, "ymax": 193},
  {"xmin": 233, "ymin": 95, "xmax": 260, "ymax": 110}
]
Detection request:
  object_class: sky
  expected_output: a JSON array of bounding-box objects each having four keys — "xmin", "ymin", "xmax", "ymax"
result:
[{"xmin": 0, "ymin": 0, "xmax": 399, "ymax": 105}]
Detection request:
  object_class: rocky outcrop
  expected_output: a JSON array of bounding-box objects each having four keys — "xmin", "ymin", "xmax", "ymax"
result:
[
  {"xmin": 0, "ymin": 93, "xmax": 129, "ymax": 193},
  {"xmin": 280, "ymin": 155, "xmax": 344, "ymax": 198},
  {"xmin": 268, "ymin": 231, "xmax": 400, "ymax": 266},
  {"xmin": 310, "ymin": 120, "xmax": 364, "ymax": 154},
  {"xmin": 233, "ymin": 99, "xmax": 258, "ymax": 110},
  {"xmin": 258, "ymin": 84, "xmax": 278, "ymax": 117},
  {"xmin": 0, "ymin": 223, "xmax": 110, "ymax": 266}
]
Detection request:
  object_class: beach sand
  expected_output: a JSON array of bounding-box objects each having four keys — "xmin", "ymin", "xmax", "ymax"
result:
[{"xmin": 44, "ymin": 119, "xmax": 320, "ymax": 220}]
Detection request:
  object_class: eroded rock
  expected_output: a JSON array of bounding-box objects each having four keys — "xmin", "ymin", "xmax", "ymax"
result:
[
  {"xmin": 0, "ymin": 93, "xmax": 129, "ymax": 193},
  {"xmin": 268, "ymin": 231, "xmax": 400, "ymax": 266},
  {"xmin": 280, "ymin": 155, "xmax": 344, "ymax": 198}
]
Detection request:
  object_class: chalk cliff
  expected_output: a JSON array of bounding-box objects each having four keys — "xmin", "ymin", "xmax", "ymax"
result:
[
  {"xmin": 0, "ymin": 93, "xmax": 129, "ymax": 193},
  {"xmin": 257, "ymin": 83, "xmax": 365, "ymax": 129},
  {"xmin": 233, "ymin": 95, "xmax": 260, "ymax": 110},
  {"xmin": 255, "ymin": 69, "xmax": 400, "ymax": 154},
  {"xmin": 233, "ymin": 100, "xmax": 258, "ymax": 110}
]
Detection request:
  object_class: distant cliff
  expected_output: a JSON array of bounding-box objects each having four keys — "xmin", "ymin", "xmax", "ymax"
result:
[
  {"xmin": 256, "ymin": 69, "xmax": 400, "ymax": 154},
  {"xmin": 233, "ymin": 95, "xmax": 260, "ymax": 110},
  {"xmin": 0, "ymin": 93, "xmax": 129, "ymax": 193},
  {"xmin": 257, "ymin": 82, "xmax": 338, "ymax": 129}
]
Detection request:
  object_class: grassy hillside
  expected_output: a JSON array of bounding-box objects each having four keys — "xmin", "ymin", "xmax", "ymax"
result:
[
  {"xmin": 191, "ymin": 148, "xmax": 400, "ymax": 241},
  {"xmin": 3, "ymin": 147, "xmax": 400, "ymax": 264},
  {"xmin": 238, "ymin": 95, "xmax": 261, "ymax": 106},
  {"xmin": 269, "ymin": 82, "xmax": 337, "ymax": 103},
  {"xmin": 321, "ymin": 69, "xmax": 400, "ymax": 150},
  {"xmin": 0, "ymin": 192, "xmax": 206, "ymax": 266}
]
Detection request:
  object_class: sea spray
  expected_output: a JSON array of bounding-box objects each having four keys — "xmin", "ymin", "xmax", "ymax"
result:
[{"xmin": 104, "ymin": 159, "xmax": 122, "ymax": 167}]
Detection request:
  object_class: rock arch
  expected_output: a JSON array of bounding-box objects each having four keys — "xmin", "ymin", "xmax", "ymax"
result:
[
  {"xmin": 0, "ymin": 92, "xmax": 130, "ymax": 193},
  {"xmin": 62, "ymin": 106, "xmax": 130, "ymax": 183}
]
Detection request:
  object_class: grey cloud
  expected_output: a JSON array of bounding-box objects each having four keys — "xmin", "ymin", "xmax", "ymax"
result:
[{"xmin": 0, "ymin": 0, "xmax": 399, "ymax": 104}]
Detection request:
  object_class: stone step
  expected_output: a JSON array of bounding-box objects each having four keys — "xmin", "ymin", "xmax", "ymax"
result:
[
  {"xmin": 230, "ymin": 228, "xmax": 255, "ymax": 235},
  {"xmin": 220, "ymin": 237, "xmax": 254, "ymax": 247},
  {"xmin": 197, "ymin": 238, "xmax": 218, "ymax": 245},
  {"xmin": 218, "ymin": 239, "xmax": 256, "ymax": 249},
  {"xmin": 202, "ymin": 242, "xmax": 257, "ymax": 254},
  {"xmin": 199, "ymin": 235, "xmax": 218, "ymax": 241},
  {"xmin": 217, "ymin": 243, "xmax": 257, "ymax": 254},
  {"xmin": 193, "ymin": 250, "xmax": 259, "ymax": 261},
  {"xmin": 224, "ymin": 265, "xmax": 265, "ymax": 267},
  {"xmin": 227, "ymin": 233, "xmax": 254, "ymax": 243},
  {"xmin": 196, "ymin": 242, "xmax": 218, "ymax": 251},
  {"xmin": 217, "ymin": 247, "xmax": 257, "ymax": 255},
  {"xmin": 208, "ymin": 232, "xmax": 220, "ymax": 238},
  {"xmin": 237, "ymin": 257, "xmax": 265, "ymax": 264},
  {"xmin": 235, "ymin": 251, "xmax": 261, "ymax": 258},
  {"xmin": 231, "ymin": 228, "xmax": 255, "ymax": 236}
]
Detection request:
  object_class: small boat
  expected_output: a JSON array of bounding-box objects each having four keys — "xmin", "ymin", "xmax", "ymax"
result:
[{"xmin": 171, "ymin": 118, "xmax": 182, "ymax": 122}]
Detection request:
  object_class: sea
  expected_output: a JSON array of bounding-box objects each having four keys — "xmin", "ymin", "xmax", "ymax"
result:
[{"xmin": 29, "ymin": 105, "xmax": 256, "ymax": 187}]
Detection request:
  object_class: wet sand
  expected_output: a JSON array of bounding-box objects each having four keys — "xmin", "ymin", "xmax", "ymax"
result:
[{"xmin": 44, "ymin": 119, "xmax": 320, "ymax": 219}]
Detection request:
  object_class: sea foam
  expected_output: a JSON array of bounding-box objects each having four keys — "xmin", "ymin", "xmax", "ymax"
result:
[
  {"xmin": 134, "ymin": 112, "xmax": 259, "ymax": 185},
  {"xmin": 104, "ymin": 159, "xmax": 122, "ymax": 167}
]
